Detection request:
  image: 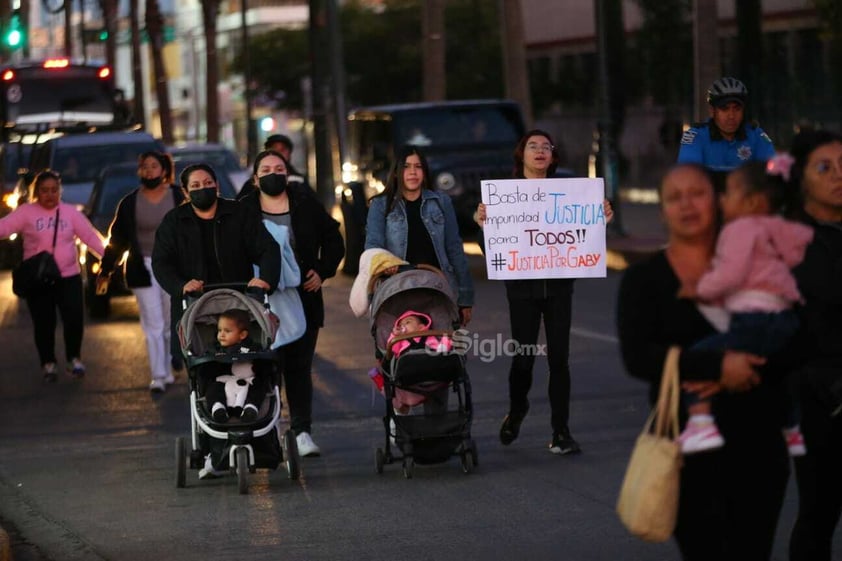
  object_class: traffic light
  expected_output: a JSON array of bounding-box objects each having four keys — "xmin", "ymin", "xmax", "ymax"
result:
[
  {"xmin": 3, "ymin": 10, "xmax": 24, "ymax": 50},
  {"xmin": 83, "ymin": 27, "xmax": 108, "ymax": 43}
]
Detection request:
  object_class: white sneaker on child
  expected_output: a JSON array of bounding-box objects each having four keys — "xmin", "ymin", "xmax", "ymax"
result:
[
  {"xmin": 678, "ymin": 421, "xmax": 725, "ymax": 454},
  {"xmin": 784, "ymin": 427, "xmax": 807, "ymax": 457}
]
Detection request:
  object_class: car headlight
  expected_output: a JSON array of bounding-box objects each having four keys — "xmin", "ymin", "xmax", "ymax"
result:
[{"xmin": 436, "ymin": 172, "xmax": 456, "ymax": 191}]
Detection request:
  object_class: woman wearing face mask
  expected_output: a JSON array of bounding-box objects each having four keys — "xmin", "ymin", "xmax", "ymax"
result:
[
  {"xmin": 240, "ymin": 150, "xmax": 345, "ymax": 457},
  {"xmin": 98, "ymin": 151, "xmax": 184, "ymax": 392},
  {"xmin": 152, "ymin": 163, "xmax": 282, "ymax": 376}
]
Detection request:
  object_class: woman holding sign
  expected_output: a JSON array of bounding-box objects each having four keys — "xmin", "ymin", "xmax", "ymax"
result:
[
  {"xmin": 365, "ymin": 145, "xmax": 474, "ymax": 325},
  {"xmin": 476, "ymin": 129, "xmax": 612, "ymax": 455}
]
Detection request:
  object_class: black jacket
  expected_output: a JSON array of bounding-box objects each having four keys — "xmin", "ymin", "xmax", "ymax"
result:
[
  {"xmin": 101, "ymin": 185, "xmax": 184, "ymax": 288},
  {"xmin": 151, "ymin": 197, "xmax": 281, "ymax": 299},
  {"xmin": 792, "ymin": 211, "xmax": 842, "ymax": 371},
  {"xmin": 241, "ymin": 185, "xmax": 344, "ymax": 328}
]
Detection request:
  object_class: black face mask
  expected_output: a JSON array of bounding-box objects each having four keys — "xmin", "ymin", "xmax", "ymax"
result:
[
  {"xmin": 258, "ymin": 173, "xmax": 287, "ymax": 197},
  {"xmin": 188, "ymin": 187, "xmax": 217, "ymax": 211},
  {"xmin": 140, "ymin": 176, "xmax": 163, "ymax": 189}
]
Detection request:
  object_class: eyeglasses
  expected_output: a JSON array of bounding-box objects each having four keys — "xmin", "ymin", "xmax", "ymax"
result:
[{"xmin": 525, "ymin": 143, "xmax": 554, "ymax": 153}]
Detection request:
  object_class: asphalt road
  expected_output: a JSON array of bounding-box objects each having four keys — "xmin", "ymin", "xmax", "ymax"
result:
[{"xmin": 0, "ymin": 260, "xmax": 838, "ymax": 560}]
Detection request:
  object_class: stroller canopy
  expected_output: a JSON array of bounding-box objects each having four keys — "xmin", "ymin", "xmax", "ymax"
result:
[
  {"xmin": 179, "ymin": 288, "xmax": 277, "ymax": 357},
  {"xmin": 369, "ymin": 267, "xmax": 460, "ymax": 352}
]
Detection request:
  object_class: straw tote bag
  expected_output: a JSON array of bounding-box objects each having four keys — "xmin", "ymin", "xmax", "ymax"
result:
[{"xmin": 616, "ymin": 346, "xmax": 683, "ymax": 543}]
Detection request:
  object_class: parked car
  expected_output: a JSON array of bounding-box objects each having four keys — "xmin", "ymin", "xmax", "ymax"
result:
[
  {"xmin": 339, "ymin": 99, "xmax": 526, "ymax": 274},
  {"xmin": 168, "ymin": 143, "xmax": 250, "ymax": 193},
  {"xmin": 82, "ymin": 161, "xmax": 238, "ymax": 318},
  {"xmin": 0, "ymin": 142, "xmax": 32, "ymax": 268},
  {"xmin": 20, "ymin": 130, "xmax": 165, "ymax": 208}
]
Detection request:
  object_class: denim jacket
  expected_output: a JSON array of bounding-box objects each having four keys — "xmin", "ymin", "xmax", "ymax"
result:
[{"xmin": 365, "ymin": 190, "xmax": 474, "ymax": 307}]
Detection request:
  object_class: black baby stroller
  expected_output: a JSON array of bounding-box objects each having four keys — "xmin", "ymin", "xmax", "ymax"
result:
[
  {"xmin": 173, "ymin": 284, "xmax": 299, "ymax": 494},
  {"xmin": 369, "ymin": 265, "xmax": 477, "ymax": 478}
]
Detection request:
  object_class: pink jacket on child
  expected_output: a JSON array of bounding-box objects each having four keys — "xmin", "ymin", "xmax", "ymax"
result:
[{"xmin": 697, "ymin": 215, "xmax": 813, "ymax": 313}]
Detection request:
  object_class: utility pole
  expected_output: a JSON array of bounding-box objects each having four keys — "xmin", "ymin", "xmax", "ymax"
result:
[
  {"xmin": 422, "ymin": 0, "xmax": 445, "ymax": 101},
  {"xmin": 499, "ymin": 0, "xmax": 532, "ymax": 126},
  {"xmin": 326, "ymin": 0, "xmax": 347, "ymax": 168},
  {"xmin": 693, "ymin": 0, "xmax": 719, "ymax": 121},
  {"xmin": 308, "ymin": 0, "xmax": 335, "ymax": 207},
  {"xmin": 129, "ymin": 0, "xmax": 145, "ymax": 129},
  {"xmin": 241, "ymin": 0, "xmax": 256, "ymax": 162},
  {"xmin": 595, "ymin": 0, "xmax": 624, "ymax": 235},
  {"xmin": 63, "ymin": 0, "xmax": 71, "ymax": 56}
]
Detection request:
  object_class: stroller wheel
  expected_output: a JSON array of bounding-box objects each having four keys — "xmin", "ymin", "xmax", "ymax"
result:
[
  {"xmin": 283, "ymin": 429, "xmax": 300, "ymax": 480},
  {"xmin": 175, "ymin": 436, "xmax": 187, "ymax": 488},
  {"xmin": 236, "ymin": 447, "xmax": 249, "ymax": 495},
  {"xmin": 402, "ymin": 458, "xmax": 414, "ymax": 479},
  {"xmin": 375, "ymin": 448, "xmax": 385, "ymax": 475}
]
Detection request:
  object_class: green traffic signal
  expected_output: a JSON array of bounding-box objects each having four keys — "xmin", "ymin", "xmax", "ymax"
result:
[
  {"xmin": 98, "ymin": 29, "xmax": 108, "ymax": 41},
  {"xmin": 3, "ymin": 12, "xmax": 24, "ymax": 49}
]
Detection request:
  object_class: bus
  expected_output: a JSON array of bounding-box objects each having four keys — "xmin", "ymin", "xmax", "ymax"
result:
[{"xmin": 0, "ymin": 58, "xmax": 132, "ymax": 140}]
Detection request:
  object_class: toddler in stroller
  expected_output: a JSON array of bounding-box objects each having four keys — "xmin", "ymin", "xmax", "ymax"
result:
[
  {"xmin": 368, "ymin": 266, "xmax": 478, "ymax": 477},
  {"xmin": 173, "ymin": 286, "xmax": 299, "ymax": 493}
]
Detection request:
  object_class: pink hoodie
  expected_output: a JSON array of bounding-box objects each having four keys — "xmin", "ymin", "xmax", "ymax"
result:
[
  {"xmin": 0, "ymin": 202, "xmax": 106, "ymax": 278},
  {"xmin": 697, "ymin": 215, "xmax": 813, "ymax": 312}
]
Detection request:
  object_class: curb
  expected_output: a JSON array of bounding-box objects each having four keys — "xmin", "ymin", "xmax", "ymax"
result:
[{"xmin": 0, "ymin": 526, "xmax": 10, "ymax": 561}]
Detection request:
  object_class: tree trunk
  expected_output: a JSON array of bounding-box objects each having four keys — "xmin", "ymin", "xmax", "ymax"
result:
[
  {"xmin": 146, "ymin": 0, "xmax": 173, "ymax": 144},
  {"xmin": 498, "ymin": 0, "xmax": 532, "ymax": 126},
  {"xmin": 422, "ymin": 0, "xmax": 445, "ymax": 101},
  {"xmin": 202, "ymin": 0, "xmax": 220, "ymax": 143},
  {"xmin": 736, "ymin": 0, "xmax": 762, "ymax": 122},
  {"xmin": 129, "ymin": 0, "xmax": 145, "ymax": 128},
  {"xmin": 693, "ymin": 0, "xmax": 719, "ymax": 121},
  {"xmin": 64, "ymin": 0, "xmax": 72, "ymax": 56}
]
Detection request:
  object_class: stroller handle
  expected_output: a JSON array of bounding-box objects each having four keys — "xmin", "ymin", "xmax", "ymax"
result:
[{"xmin": 183, "ymin": 282, "xmax": 268, "ymax": 308}]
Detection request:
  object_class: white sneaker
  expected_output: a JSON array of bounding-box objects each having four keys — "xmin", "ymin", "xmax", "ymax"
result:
[
  {"xmin": 163, "ymin": 373, "xmax": 175, "ymax": 385},
  {"xmin": 149, "ymin": 378, "xmax": 167, "ymax": 393},
  {"xmin": 296, "ymin": 432, "xmax": 321, "ymax": 457},
  {"xmin": 389, "ymin": 418, "xmax": 397, "ymax": 447},
  {"xmin": 198, "ymin": 454, "xmax": 226, "ymax": 479}
]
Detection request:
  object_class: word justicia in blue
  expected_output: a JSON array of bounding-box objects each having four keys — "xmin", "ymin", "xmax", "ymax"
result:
[
  {"xmin": 544, "ymin": 193, "xmax": 604, "ymax": 225},
  {"xmin": 35, "ymin": 217, "xmax": 63, "ymax": 232}
]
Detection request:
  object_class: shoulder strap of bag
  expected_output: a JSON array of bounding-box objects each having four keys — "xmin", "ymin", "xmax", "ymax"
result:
[
  {"xmin": 653, "ymin": 346, "xmax": 681, "ymax": 438},
  {"xmin": 50, "ymin": 207, "xmax": 60, "ymax": 252}
]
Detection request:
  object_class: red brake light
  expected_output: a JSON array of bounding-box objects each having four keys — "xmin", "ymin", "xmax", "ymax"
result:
[
  {"xmin": 97, "ymin": 66, "xmax": 111, "ymax": 79},
  {"xmin": 43, "ymin": 58, "xmax": 70, "ymax": 69},
  {"xmin": 1, "ymin": 70, "xmax": 13, "ymax": 81}
]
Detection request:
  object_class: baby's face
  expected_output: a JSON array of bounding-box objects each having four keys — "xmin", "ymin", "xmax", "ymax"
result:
[
  {"xmin": 217, "ymin": 317, "xmax": 248, "ymax": 347},
  {"xmin": 394, "ymin": 315, "xmax": 425, "ymax": 335}
]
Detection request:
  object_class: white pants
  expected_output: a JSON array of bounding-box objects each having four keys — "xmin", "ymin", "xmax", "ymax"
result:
[{"xmin": 133, "ymin": 257, "xmax": 171, "ymax": 381}]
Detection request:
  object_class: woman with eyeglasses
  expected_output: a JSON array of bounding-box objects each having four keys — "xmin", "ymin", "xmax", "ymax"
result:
[
  {"xmin": 475, "ymin": 129, "xmax": 613, "ymax": 455},
  {"xmin": 151, "ymin": 163, "xmax": 281, "ymax": 359},
  {"xmin": 786, "ymin": 130, "xmax": 842, "ymax": 561},
  {"xmin": 0, "ymin": 170, "xmax": 105, "ymax": 381}
]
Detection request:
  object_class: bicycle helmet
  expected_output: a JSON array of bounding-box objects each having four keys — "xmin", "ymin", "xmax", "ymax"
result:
[{"xmin": 706, "ymin": 77, "xmax": 748, "ymax": 107}]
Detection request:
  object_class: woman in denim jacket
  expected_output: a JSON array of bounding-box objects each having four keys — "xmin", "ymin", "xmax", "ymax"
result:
[{"xmin": 365, "ymin": 145, "xmax": 474, "ymax": 325}]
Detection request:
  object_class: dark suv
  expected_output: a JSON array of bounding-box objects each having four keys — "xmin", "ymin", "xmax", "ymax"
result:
[{"xmin": 340, "ymin": 99, "xmax": 525, "ymax": 273}]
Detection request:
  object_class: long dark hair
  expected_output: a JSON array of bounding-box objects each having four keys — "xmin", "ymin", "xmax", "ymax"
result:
[
  {"xmin": 179, "ymin": 163, "xmax": 218, "ymax": 190},
  {"xmin": 378, "ymin": 145, "xmax": 432, "ymax": 212},
  {"xmin": 29, "ymin": 169, "xmax": 61, "ymax": 202},
  {"xmin": 513, "ymin": 129, "xmax": 560, "ymax": 179}
]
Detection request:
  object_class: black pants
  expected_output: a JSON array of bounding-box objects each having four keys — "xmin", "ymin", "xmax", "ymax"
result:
[
  {"xmin": 25, "ymin": 274, "xmax": 84, "ymax": 366},
  {"xmin": 507, "ymin": 286, "xmax": 573, "ymax": 434},
  {"xmin": 276, "ymin": 327, "xmax": 319, "ymax": 435},
  {"xmin": 790, "ymin": 375, "xmax": 842, "ymax": 561}
]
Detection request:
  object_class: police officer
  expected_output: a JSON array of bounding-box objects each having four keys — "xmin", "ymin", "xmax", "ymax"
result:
[{"xmin": 678, "ymin": 77, "xmax": 775, "ymax": 190}]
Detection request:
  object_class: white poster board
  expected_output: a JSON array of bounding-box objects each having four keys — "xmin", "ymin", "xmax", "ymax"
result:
[{"xmin": 480, "ymin": 178, "xmax": 607, "ymax": 280}]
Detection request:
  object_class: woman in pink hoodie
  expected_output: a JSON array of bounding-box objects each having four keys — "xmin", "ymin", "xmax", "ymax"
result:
[
  {"xmin": 677, "ymin": 155, "xmax": 814, "ymax": 455},
  {"xmin": 0, "ymin": 170, "xmax": 105, "ymax": 381}
]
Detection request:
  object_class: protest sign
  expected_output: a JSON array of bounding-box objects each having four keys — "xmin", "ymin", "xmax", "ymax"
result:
[{"xmin": 480, "ymin": 178, "xmax": 607, "ymax": 280}]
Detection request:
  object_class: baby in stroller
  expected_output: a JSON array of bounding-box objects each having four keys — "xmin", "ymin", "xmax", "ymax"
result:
[
  {"xmin": 176, "ymin": 287, "xmax": 297, "ymax": 487},
  {"xmin": 367, "ymin": 266, "xmax": 477, "ymax": 475},
  {"xmin": 202, "ymin": 308, "xmax": 271, "ymax": 423},
  {"xmin": 371, "ymin": 310, "xmax": 453, "ymax": 414}
]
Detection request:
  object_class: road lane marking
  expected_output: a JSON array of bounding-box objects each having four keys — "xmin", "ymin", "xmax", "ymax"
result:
[{"xmin": 570, "ymin": 327, "xmax": 618, "ymax": 344}]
